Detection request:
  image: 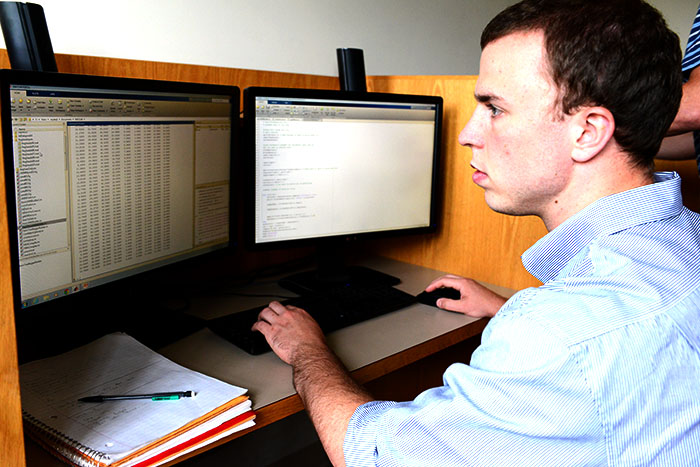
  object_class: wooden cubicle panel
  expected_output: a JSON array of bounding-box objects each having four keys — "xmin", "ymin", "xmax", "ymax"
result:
[
  {"xmin": 0, "ymin": 50, "xmax": 25, "ymax": 467},
  {"xmin": 54, "ymin": 53, "xmax": 340, "ymax": 101},
  {"xmin": 0, "ymin": 111, "xmax": 25, "ymax": 466}
]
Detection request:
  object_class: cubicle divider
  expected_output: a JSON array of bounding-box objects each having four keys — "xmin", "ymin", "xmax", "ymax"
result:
[
  {"xmin": 0, "ymin": 50, "xmax": 23, "ymax": 467},
  {"xmin": 1, "ymin": 51, "xmax": 698, "ymax": 466}
]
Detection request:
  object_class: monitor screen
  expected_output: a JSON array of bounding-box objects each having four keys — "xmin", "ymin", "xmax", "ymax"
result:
[
  {"xmin": 1, "ymin": 70, "xmax": 238, "ymax": 311},
  {"xmin": 243, "ymin": 87, "xmax": 442, "ymax": 292},
  {"xmin": 244, "ymin": 87, "xmax": 442, "ymax": 248}
]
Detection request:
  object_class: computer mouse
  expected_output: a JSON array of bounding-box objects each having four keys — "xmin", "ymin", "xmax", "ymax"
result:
[{"xmin": 415, "ymin": 287, "xmax": 461, "ymax": 308}]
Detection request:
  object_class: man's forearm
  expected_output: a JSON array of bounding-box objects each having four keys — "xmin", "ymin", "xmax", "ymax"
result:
[
  {"xmin": 667, "ymin": 68, "xmax": 700, "ymax": 136},
  {"xmin": 657, "ymin": 132, "xmax": 696, "ymax": 160},
  {"xmin": 292, "ymin": 345, "xmax": 374, "ymax": 467}
]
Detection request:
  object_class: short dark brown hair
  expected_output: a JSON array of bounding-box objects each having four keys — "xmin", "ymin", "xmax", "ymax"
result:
[{"xmin": 481, "ymin": 0, "xmax": 682, "ymax": 170}]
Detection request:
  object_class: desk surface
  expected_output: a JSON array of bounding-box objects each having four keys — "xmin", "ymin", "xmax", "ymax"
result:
[
  {"xmin": 25, "ymin": 257, "xmax": 515, "ymax": 466},
  {"xmin": 161, "ymin": 257, "xmax": 512, "ymax": 409}
]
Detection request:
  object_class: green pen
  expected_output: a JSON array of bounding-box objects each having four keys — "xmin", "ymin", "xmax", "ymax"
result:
[{"xmin": 78, "ymin": 390, "xmax": 195, "ymax": 402}]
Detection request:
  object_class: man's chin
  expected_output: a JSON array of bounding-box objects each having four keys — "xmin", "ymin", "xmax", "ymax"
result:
[
  {"xmin": 483, "ymin": 194, "xmax": 509, "ymax": 214},
  {"xmin": 484, "ymin": 196, "xmax": 531, "ymax": 217}
]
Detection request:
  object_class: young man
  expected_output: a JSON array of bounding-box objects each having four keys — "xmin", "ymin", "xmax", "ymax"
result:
[{"xmin": 253, "ymin": 1, "xmax": 700, "ymax": 465}]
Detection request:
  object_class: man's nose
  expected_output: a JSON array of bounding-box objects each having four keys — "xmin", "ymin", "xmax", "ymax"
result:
[{"xmin": 458, "ymin": 112, "xmax": 482, "ymax": 148}]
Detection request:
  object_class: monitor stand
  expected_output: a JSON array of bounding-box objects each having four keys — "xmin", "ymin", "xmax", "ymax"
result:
[
  {"xmin": 122, "ymin": 309, "xmax": 205, "ymax": 350},
  {"xmin": 118, "ymin": 277, "xmax": 206, "ymax": 350},
  {"xmin": 277, "ymin": 241, "xmax": 400, "ymax": 295}
]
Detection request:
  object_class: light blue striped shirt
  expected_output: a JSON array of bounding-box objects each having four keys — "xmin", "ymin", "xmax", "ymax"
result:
[{"xmin": 344, "ymin": 172, "xmax": 700, "ymax": 466}]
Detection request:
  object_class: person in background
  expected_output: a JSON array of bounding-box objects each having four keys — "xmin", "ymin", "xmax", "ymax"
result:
[
  {"xmin": 253, "ymin": 1, "xmax": 700, "ymax": 465},
  {"xmin": 657, "ymin": 3, "xmax": 700, "ymax": 170}
]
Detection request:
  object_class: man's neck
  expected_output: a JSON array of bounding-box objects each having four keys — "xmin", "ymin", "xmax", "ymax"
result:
[{"xmin": 541, "ymin": 154, "xmax": 653, "ymax": 231}]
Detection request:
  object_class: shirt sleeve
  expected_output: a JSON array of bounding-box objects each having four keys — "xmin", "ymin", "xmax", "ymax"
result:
[
  {"xmin": 681, "ymin": 5, "xmax": 700, "ymax": 77},
  {"xmin": 343, "ymin": 293, "xmax": 607, "ymax": 467}
]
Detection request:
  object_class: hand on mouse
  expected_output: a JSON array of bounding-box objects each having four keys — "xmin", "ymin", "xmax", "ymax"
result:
[{"xmin": 425, "ymin": 275, "xmax": 507, "ymax": 318}]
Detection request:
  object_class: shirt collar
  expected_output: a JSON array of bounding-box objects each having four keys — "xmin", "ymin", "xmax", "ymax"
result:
[{"xmin": 522, "ymin": 171, "xmax": 685, "ymax": 283}]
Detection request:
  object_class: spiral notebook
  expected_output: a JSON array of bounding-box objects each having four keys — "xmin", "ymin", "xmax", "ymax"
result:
[{"xmin": 19, "ymin": 333, "xmax": 255, "ymax": 467}]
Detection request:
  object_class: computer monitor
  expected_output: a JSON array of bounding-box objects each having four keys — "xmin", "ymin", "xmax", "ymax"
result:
[
  {"xmin": 243, "ymin": 86, "xmax": 442, "ymax": 292},
  {"xmin": 1, "ymin": 70, "xmax": 238, "ymax": 313}
]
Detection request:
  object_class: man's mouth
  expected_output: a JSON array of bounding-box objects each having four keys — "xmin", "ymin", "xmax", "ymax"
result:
[{"xmin": 471, "ymin": 163, "xmax": 487, "ymax": 185}]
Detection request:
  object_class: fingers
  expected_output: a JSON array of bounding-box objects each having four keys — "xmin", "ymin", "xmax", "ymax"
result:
[
  {"xmin": 436, "ymin": 297, "xmax": 472, "ymax": 314},
  {"xmin": 251, "ymin": 318, "xmax": 270, "ymax": 333},
  {"xmin": 424, "ymin": 275, "xmax": 503, "ymax": 317},
  {"xmin": 426, "ymin": 274, "xmax": 464, "ymax": 292},
  {"xmin": 252, "ymin": 301, "xmax": 308, "ymax": 332},
  {"xmin": 251, "ymin": 302, "xmax": 282, "ymax": 333},
  {"xmin": 249, "ymin": 301, "xmax": 326, "ymax": 365},
  {"xmin": 255, "ymin": 301, "xmax": 292, "ymax": 322},
  {"xmin": 435, "ymin": 298, "xmax": 458, "ymax": 309}
]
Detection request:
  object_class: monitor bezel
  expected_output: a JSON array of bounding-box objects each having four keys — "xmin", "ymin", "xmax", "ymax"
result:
[
  {"xmin": 243, "ymin": 86, "xmax": 443, "ymax": 251},
  {"xmin": 0, "ymin": 69, "xmax": 240, "ymax": 315}
]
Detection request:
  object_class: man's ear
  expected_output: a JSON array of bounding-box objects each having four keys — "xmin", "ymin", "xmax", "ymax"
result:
[{"xmin": 570, "ymin": 106, "xmax": 615, "ymax": 163}]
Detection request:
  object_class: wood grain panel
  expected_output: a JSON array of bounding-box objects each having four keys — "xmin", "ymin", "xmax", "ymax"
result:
[
  {"xmin": 0, "ymin": 95, "xmax": 26, "ymax": 465},
  {"xmin": 53, "ymin": 53, "xmax": 340, "ymax": 113}
]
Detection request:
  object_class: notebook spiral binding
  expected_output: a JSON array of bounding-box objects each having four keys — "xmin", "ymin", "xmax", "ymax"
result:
[{"xmin": 23, "ymin": 409, "xmax": 112, "ymax": 466}]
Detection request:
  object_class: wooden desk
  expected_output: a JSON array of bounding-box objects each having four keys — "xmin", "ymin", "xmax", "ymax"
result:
[{"xmin": 24, "ymin": 256, "xmax": 514, "ymax": 466}]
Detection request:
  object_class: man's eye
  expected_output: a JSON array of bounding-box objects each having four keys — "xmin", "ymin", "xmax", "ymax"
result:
[{"xmin": 487, "ymin": 104, "xmax": 502, "ymax": 117}]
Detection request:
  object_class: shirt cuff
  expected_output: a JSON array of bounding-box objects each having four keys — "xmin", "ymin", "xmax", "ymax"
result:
[{"xmin": 343, "ymin": 400, "xmax": 398, "ymax": 466}]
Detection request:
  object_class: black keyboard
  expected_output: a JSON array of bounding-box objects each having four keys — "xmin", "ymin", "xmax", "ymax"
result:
[{"xmin": 207, "ymin": 285, "xmax": 417, "ymax": 355}]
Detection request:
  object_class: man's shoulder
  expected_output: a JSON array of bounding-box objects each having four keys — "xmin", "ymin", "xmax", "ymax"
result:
[
  {"xmin": 475, "ymin": 199, "xmax": 700, "ymax": 372},
  {"xmin": 492, "ymin": 286, "xmax": 592, "ymax": 344},
  {"xmin": 472, "ymin": 288, "xmax": 574, "ymax": 373},
  {"xmin": 546, "ymin": 205, "xmax": 698, "ymax": 327}
]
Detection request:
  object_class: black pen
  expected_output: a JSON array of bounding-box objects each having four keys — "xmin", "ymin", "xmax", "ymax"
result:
[{"xmin": 78, "ymin": 390, "xmax": 195, "ymax": 402}]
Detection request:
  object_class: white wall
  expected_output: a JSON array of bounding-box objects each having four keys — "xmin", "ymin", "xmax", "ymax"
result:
[{"xmin": 0, "ymin": 0, "xmax": 697, "ymax": 76}]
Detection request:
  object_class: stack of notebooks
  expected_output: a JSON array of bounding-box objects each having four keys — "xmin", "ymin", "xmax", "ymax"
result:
[{"xmin": 19, "ymin": 333, "xmax": 255, "ymax": 467}]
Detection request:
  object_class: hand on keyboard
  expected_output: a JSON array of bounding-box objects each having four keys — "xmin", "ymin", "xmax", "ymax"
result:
[
  {"xmin": 207, "ymin": 285, "xmax": 417, "ymax": 355},
  {"xmin": 251, "ymin": 301, "xmax": 327, "ymax": 365}
]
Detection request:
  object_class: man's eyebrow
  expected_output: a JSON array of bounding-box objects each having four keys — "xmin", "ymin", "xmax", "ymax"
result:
[{"xmin": 474, "ymin": 92, "xmax": 503, "ymax": 104}]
